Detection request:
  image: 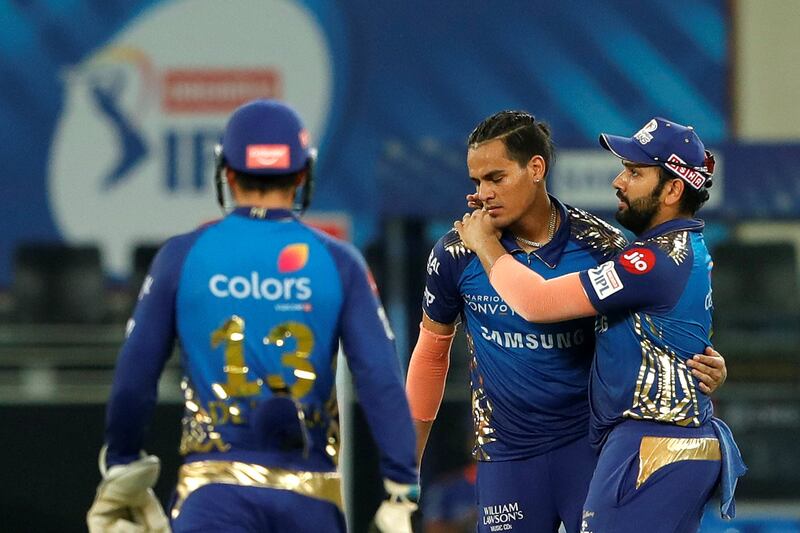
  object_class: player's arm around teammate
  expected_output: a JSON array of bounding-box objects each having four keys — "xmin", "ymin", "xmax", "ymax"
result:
[
  {"xmin": 456, "ymin": 117, "xmax": 745, "ymax": 532},
  {"xmin": 460, "ymin": 192, "xmax": 727, "ymax": 396}
]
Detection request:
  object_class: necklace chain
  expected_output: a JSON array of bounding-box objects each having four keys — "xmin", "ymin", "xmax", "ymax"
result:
[{"xmin": 514, "ymin": 204, "xmax": 557, "ymax": 249}]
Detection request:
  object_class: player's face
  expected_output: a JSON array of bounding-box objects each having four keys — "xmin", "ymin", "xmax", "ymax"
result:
[
  {"xmin": 467, "ymin": 139, "xmax": 540, "ymax": 229},
  {"xmin": 612, "ymin": 162, "xmax": 665, "ymax": 235}
]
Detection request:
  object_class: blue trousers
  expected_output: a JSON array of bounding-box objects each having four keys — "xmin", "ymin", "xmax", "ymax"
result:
[
  {"xmin": 476, "ymin": 435, "xmax": 598, "ymax": 533},
  {"xmin": 170, "ymin": 483, "xmax": 346, "ymax": 533},
  {"xmin": 581, "ymin": 421, "xmax": 721, "ymax": 533}
]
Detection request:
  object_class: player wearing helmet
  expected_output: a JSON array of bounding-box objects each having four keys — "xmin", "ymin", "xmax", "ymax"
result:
[{"xmin": 88, "ymin": 99, "xmax": 419, "ymax": 533}]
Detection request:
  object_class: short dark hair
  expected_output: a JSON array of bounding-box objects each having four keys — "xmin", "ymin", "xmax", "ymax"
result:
[
  {"xmin": 232, "ymin": 169, "xmax": 300, "ymax": 193},
  {"xmin": 657, "ymin": 167, "xmax": 710, "ymax": 216},
  {"xmin": 467, "ymin": 110, "xmax": 555, "ymax": 176}
]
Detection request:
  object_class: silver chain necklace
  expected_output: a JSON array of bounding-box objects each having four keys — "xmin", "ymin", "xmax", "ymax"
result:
[{"xmin": 513, "ymin": 203, "xmax": 557, "ymax": 249}]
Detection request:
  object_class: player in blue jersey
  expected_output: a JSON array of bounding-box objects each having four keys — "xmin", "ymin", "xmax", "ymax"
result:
[
  {"xmin": 87, "ymin": 99, "xmax": 419, "ymax": 533},
  {"xmin": 405, "ymin": 111, "xmax": 727, "ymax": 533},
  {"xmin": 456, "ymin": 117, "xmax": 746, "ymax": 533}
]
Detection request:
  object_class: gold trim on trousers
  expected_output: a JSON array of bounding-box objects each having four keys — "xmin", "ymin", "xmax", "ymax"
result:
[
  {"xmin": 637, "ymin": 436, "xmax": 721, "ymax": 488},
  {"xmin": 171, "ymin": 460, "xmax": 342, "ymax": 519}
]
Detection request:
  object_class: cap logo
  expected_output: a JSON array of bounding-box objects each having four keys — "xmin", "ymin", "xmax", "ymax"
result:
[
  {"xmin": 634, "ymin": 119, "xmax": 658, "ymax": 145},
  {"xmin": 665, "ymin": 154, "xmax": 706, "ymax": 190},
  {"xmin": 246, "ymin": 144, "xmax": 291, "ymax": 169},
  {"xmin": 298, "ymin": 129, "xmax": 310, "ymax": 148}
]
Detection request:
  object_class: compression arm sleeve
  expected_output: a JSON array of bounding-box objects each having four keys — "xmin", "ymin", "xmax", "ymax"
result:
[
  {"xmin": 405, "ymin": 322, "xmax": 456, "ymax": 422},
  {"xmin": 489, "ymin": 254, "xmax": 596, "ymax": 323}
]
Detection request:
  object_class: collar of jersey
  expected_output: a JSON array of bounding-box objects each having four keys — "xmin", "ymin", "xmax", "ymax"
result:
[
  {"xmin": 500, "ymin": 194, "xmax": 570, "ymax": 269},
  {"xmin": 637, "ymin": 217, "xmax": 705, "ymax": 241},
  {"xmin": 230, "ymin": 206, "xmax": 297, "ymax": 221}
]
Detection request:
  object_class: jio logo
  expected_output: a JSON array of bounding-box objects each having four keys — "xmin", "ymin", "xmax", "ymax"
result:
[{"xmin": 620, "ymin": 248, "xmax": 656, "ymax": 275}]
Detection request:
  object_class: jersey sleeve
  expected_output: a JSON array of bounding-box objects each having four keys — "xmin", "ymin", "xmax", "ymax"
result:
[
  {"xmin": 422, "ymin": 231, "xmax": 466, "ymax": 325},
  {"xmin": 104, "ymin": 231, "xmax": 202, "ymax": 466},
  {"xmin": 327, "ymin": 240, "xmax": 418, "ymax": 484},
  {"xmin": 579, "ymin": 241, "xmax": 692, "ymax": 316}
]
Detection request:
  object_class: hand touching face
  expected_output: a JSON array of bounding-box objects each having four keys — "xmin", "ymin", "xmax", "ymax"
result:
[{"xmin": 454, "ymin": 208, "xmax": 501, "ymax": 252}]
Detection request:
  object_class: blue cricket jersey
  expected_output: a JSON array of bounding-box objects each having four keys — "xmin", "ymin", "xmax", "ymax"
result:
[
  {"xmin": 424, "ymin": 197, "xmax": 626, "ymax": 461},
  {"xmin": 105, "ymin": 207, "xmax": 417, "ymax": 485},
  {"xmin": 579, "ymin": 218, "xmax": 714, "ymax": 448}
]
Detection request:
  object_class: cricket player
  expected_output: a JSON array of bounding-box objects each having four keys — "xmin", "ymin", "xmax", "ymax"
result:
[
  {"xmin": 87, "ymin": 99, "xmax": 419, "ymax": 533},
  {"xmin": 456, "ymin": 117, "xmax": 746, "ymax": 533},
  {"xmin": 406, "ymin": 111, "xmax": 727, "ymax": 533}
]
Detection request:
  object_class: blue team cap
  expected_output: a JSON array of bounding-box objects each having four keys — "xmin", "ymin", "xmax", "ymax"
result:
[
  {"xmin": 222, "ymin": 99, "xmax": 312, "ymax": 175},
  {"xmin": 599, "ymin": 117, "xmax": 714, "ymax": 190}
]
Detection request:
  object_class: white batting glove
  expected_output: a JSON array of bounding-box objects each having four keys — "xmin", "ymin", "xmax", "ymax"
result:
[
  {"xmin": 371, "ymin": 479, "xmax": 420, "ymax": 533},
  {"xmin": 86, "ymin": 447, "xmax": 170, "ymax": 533}
]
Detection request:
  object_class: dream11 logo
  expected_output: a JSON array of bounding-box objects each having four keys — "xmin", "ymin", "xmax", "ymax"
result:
[{"xmin": 48, "ymin": 0, "xmax": 332, "ymax": 277}]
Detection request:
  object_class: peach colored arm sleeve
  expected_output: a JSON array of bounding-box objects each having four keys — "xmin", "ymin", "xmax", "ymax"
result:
[
  {"xmin": 489, "ymin": 254, "xmax": 597, "ymax": 323},
  {"xmin": 405, "ymin": 322, "xmax": 456, "ymax": 422}
]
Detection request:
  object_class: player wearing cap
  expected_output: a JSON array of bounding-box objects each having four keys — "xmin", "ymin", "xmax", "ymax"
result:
[
  {"xmin": 87, "ymin": 99, "xmax": 419, "ymax": 533},
  {"xmin": 406, "ymin": 111, "xmax": 728, "ymax": 533},
  {"xmin": 455, "ymin": 117, "xmax": 746, "ymax": 533}
]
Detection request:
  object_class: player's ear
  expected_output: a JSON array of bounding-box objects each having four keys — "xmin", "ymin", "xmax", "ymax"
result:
[
  {"xmin": 527, "ymin": 154, "xmax": 546, "ymax": 183},
  {"xmin": 225, "ymin": 168, "xmax": 236, "ymax": 186},
  {"xmin": 663, "ymin": 177, "xmax": 684, "ymax": 208}
]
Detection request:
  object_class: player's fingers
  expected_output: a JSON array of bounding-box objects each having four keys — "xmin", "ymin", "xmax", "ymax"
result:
[
  {"xmin": 466, "ymin": 194, "xmax": 482, "ymax": 209},
  {"xmin": 704, "ymin": 346, "xmax": 722, "ymax": 358},
  {"xmin": 691, "ymin": 354, "xmax": 725, "ymax": 370},
  {"xmin": 697, "ymin": 381, "xmax": 712, "ymax": 395},
  {"xmin": 687, "ymin": 357, "xmax": 724, "ymax": 381},
  {"xmin": 691, "ymin": 368, "xmax": 715, "ymax": 387},
  {"xmin": 687, "ymin": 359, "xmax": 719, "ymax": 380}
]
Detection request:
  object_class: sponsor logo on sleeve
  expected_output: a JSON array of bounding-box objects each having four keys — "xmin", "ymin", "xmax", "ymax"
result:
[
  {"xmin": 424, "ymin": 286, "xmax": 436, "ymax": 306},
  {"xmin": 619, "ymin": 248, "xmax": 656, "ymax": 274},
  {"xmin": 588, "ymin": 261, "xmax": 623, "ymax": 300},
  {"xmin": 426, "ymin": 250, "xmax": 440, "ymax": 276}
]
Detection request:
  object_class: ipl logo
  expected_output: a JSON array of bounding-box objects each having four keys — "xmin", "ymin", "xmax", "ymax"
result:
[{"xmin": 48, "ymin": 0, "xmax": 332, "ymax": 276}]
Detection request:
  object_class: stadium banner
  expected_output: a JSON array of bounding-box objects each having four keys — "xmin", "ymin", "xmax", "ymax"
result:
[{"xmin": 5, "ymin": 0, "xmax": 798, "ymax": 285}]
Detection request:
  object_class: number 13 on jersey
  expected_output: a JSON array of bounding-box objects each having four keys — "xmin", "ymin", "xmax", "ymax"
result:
[{"xmin": 211, "ymin": 315, "xmax": 317, "ymax": 400}]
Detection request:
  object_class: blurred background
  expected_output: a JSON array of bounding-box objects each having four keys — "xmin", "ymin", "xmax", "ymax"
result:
[{"xmin": 0, "ymin": 0, "xmax": 798, "ymax": 531}]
